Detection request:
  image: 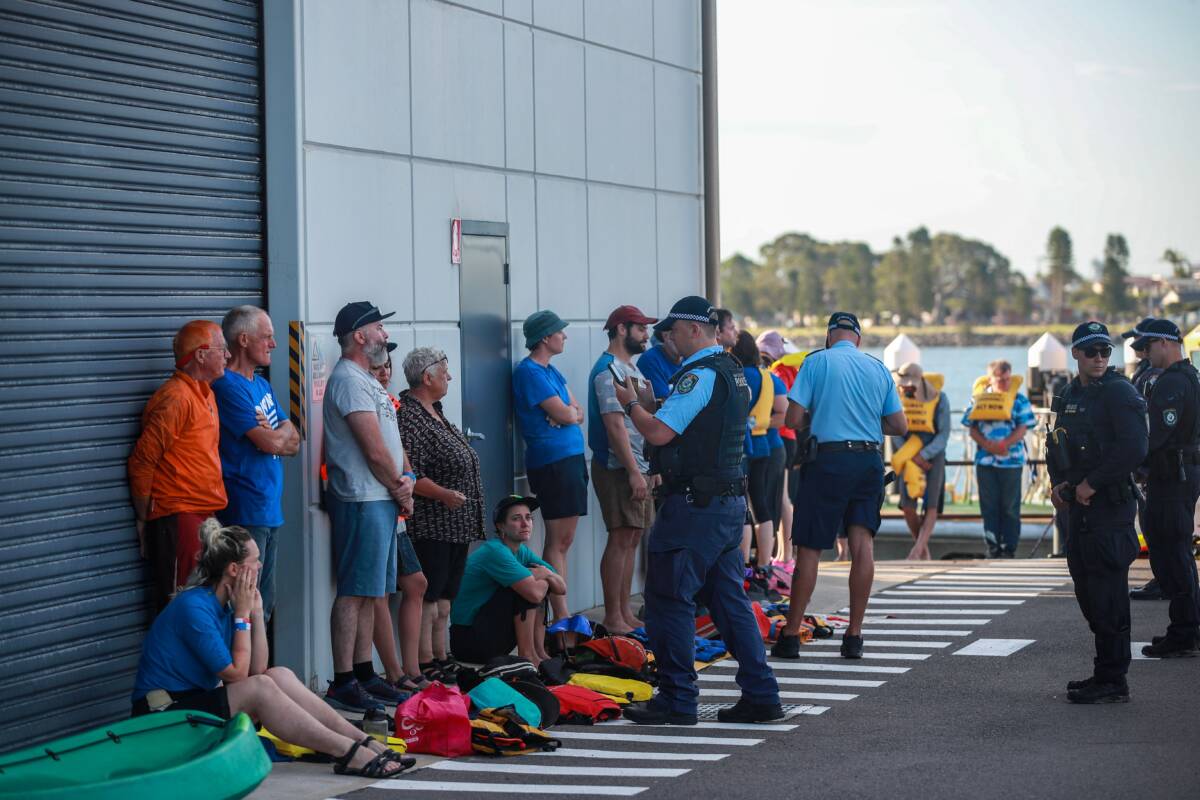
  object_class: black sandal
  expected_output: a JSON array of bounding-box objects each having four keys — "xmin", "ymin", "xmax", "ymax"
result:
[
  {"xmin": 419, "ymin": 661, "xmax": 447, "ymax": 683},
  {"xmin": 334, "ymin": 738, "xmax": 413, "ymax": 778},
  {"xmin": 357, "ymin": 736, "xmax": 414, "ymax": 767},
  {"xmin": 395, "ymin": 674, "xmax": 432, "ymax": 693}
]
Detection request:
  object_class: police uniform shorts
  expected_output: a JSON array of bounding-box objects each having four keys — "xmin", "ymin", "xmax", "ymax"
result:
[
  {"xmin": 898, "ymin": 454, "xmax": 946, "ymax": 513},
  {"xmin": 411, "ymin": 539, "xmax": 467, "ymax": 601},
  {"xmin": 327, "ymin": 495, "xmax": 398, "ymax": 597},
  {"xmin": 591, "ymin": 461, "xmax": 655, "ymax": 531},
  {"xmin": 793, "ymin": 450, "xmax": 884, "ymax": 550},
  {"xmin": 528, "ymin": 454, "xmax": 589, "ymax": 520}
]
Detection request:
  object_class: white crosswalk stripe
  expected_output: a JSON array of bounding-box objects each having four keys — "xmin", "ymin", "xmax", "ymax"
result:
[
  {"xmin": 698, "ymin": 672, "xmax": 885, "ymax": 688},
  {"xmin": 881, "ymin": 590, "xmax": 1039, "ymax": 598},
  {"xmin": 551, "ymin": 731, "xmax": 762, "ymax": 746},
  {"xmin": 607, "ymin": 719, "xmax": 800, "ymax": 732},
  {"xmin": 862, "ymin": 618, "xmax": 994, "ymax": 625},
  {"xmin": 425, "ymin": 762, "xmax": 690, "ymax": 778},
  {"xmin": 850, "ymin": 609, "xmax": 1009, "ymax": 615},
  {"xmin": 538, "ymin": 749, "xmax": 730, "ymax": 761},
  {"xmin": 700, "ymin": 687, "xmax": 859, "ymax": 701},
  {"xmin": 799, "ymin": 639, "xmax": 949, "ymax": 648},
  {"xmin": 708, "ymin": 660, "xmax": 909, "ymax": 673},
  {"xmin": 364, "ymin": 781, "xmax": 647, "ymax": 795},
  {"xmin": 863, "ymin": 598, "xmax": 1023, "ymax": 604}
]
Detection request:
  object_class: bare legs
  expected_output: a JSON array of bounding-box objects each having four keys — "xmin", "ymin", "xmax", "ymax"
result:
[
  {"xmin": 419, "ymin": 599, "xmax": 452, "ymax": 663},
  {"xmin": 372, "ymin": 573, "xmax": 428, "ymax": 682},
  {"xmin": 226, "ymin": 666, "xmax": 401, "ymax": 774},
  {"xmin": 331, "ymin": 596, "xmax": 372, "ymax": 673},
  {"xmin": 754, "ymin": 521, "xmax": 775, "ymax": 568},
  {"xmin": 845, "ymin": 526, "xmax": 875, "ymax": 635},
  {"xmin": 780, "ymin": 546, "xmax": 822, "ymax": 636},
  {"xmin": 513, "ymin": 609, "xmax": 549, "ymax": 667},
  {"xmin": 542, "ymin": 516, "xmax": 577, "ymax": 622},
  {"xmin": 903, "ymin": 506, "xmax": 936, "ymax": 560},
  {"xmin": 372, "ymin": 595, "xmax": 403, "ymax": 682},
  {"xmin": 600, "ymin": 527, "xmax": 643, "ymax": 632}
]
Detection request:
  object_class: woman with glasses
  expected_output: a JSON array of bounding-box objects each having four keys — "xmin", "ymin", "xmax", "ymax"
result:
[{"xmin": 398, "ymin": 347, "xmax": 485, "ymax": 682}]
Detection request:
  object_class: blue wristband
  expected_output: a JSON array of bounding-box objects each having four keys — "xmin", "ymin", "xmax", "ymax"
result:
[{"xmin": 403, "ymin": 471, "xmax": 416, "ymax": 482}]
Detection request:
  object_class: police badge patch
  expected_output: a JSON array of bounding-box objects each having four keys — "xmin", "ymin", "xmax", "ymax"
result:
[
  {"xmin": 1088, "ymin": 322, "xmax": 1102, "ymax": 332},
  {"xmin": 676, "ymin": 373, "xmax": 699, "ymax": 394},
  {"xmin": 1164, "ymin": 408, "xmax": 1178, "ymax": 427}
]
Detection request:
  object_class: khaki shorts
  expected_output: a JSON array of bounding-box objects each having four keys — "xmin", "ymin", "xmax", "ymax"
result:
[{"xmin": 591, "ymin": 462, "xmax": 655, "ymax": 531}]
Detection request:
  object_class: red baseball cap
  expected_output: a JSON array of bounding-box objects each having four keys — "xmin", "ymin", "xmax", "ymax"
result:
[{"xmin": 604, "ymin": 304, "xmax": 658, "ymax": 331}]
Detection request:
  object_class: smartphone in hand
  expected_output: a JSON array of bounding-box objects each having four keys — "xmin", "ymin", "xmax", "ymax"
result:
[{"xmin": 607, "ymin": 362, "xmax": 628, "ymax": 388}]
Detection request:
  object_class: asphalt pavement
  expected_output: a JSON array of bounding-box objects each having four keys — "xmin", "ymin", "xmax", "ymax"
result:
[{"xmin": 273, "ymin": 558, "xmax": 1200, "ymax": 800}]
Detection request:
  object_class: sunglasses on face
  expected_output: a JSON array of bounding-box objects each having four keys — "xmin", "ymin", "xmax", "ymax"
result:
[{"xmin": 1082, "ymin": 346, "xmax": 1112, "ymax": 359}]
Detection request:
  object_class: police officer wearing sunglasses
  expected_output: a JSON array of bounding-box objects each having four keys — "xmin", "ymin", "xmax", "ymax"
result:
[
  {"xmin": 1048, "ymin": 322, "xmax": 1148, "ymax": 703},
  {"xmin": 1131, "ymin": 318, "xmax": 1200, "ymax": 659}
]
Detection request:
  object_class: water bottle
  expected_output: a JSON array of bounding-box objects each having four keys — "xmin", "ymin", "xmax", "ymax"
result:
[{"xmin": 363, "ymin": 713, "xmax": 389, "ymax": 743}]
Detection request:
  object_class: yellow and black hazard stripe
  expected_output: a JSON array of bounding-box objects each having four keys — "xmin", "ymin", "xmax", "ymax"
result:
[{"xmin": 288, "ymin": 321, "xmax": 306, "ymax": 440}]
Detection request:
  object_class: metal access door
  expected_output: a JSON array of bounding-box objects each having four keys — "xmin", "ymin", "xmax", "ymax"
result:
[{"xmin": 458, "ymin": 222, "xmax": 514, "ymax": 518}]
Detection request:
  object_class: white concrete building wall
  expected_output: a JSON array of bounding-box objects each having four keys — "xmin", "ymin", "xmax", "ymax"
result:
[{"xmin": 266, "ymin": 0, "xmax": 704, "ymax": 685}]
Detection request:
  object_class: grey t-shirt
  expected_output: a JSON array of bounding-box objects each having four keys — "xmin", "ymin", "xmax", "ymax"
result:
[
  {"xmin": 593, "ymin": 357, "xmax": 650, "ymax": 473},
  {"xmin": 323, "ymin": 358, "xmax": 405, "ymax": 502}
]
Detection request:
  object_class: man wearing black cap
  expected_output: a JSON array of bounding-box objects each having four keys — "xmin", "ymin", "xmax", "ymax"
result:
[
  {"xmin": 613, "ymin": 295, "xmax": 781, "ymax": 725},
  {"xmin": 1122, "ymin": 318, "xmax": 1167, "ymax": 600},
  {"xmin": 1133, "ymin": 319, "xmax": 1200, "ymax": 658},
  {"xmin": 322, "ymin": 301, "xmax": 420, "ymax": 711},
  {"xmin": 1048, "ymin": 321, "xmax": 1148, "ymax": 703},
  {"xmin": 770, "ymin": 312, "xmax": 908, "ymax": 661}
]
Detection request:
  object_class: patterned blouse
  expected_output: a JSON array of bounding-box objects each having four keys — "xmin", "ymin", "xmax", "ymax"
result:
[{"xmin": 398, "ymin": 390, "xmax": 485, "ymax": 544}]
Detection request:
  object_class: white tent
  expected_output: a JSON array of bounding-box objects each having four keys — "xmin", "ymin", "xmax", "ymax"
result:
[
  {"xmin": 883, "ymin": 334, "xmax": 920, "ymax": 370},
  {"xmin": 1029, "ymin": 332, "xmax": 1069, "ymax": 372}
]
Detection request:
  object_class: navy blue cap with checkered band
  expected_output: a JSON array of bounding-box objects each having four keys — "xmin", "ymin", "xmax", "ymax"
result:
[{"xmin": 1070, "ymin": 321, "xmax": 1115, "ymax": 349}]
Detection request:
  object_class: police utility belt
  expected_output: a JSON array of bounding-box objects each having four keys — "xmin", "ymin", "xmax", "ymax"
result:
[{"xmin": 659, "ymin": 476, "xmax": 746, "ymax": 507}]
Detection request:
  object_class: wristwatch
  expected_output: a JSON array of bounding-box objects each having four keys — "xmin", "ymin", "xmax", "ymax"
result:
[{"xmin": 623, "ymin": 400, "xmax": 639, "ymax": 416}]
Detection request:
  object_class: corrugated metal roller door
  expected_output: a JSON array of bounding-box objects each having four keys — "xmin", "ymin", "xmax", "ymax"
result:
[{"xmin": 0, "ymin": 0, "xmax": 264, "ymax": 749}]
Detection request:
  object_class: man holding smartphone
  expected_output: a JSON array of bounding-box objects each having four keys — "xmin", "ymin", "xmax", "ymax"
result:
[{"xmin": 588, "ymin": 305, "xmax": 659, "ymax": 634}]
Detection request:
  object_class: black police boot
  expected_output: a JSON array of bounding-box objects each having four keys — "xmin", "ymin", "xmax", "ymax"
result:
[
  {"xmin": 716, "ymin": 697, "xmax": 787, "ymax": 723},
  {"xmin": 1067, "ymin": 680, "xmax": 1129, "ymax": 704},
  {"xmin": 840, "ymin": 634, "xmax": 864, "ymax": 659},
  {"xmin": 1129, "ymin": 578, "xmax": 1165, "ymax": 600},
  {"xmin": 1141, "ymin": 638, "xmax": 1199, "ymax": 659},
  {"xmin": 771, "ymin": 633, "xmax": 802, "ymax": 659},
  {"xmin": 1066, "ymin": 676, "xmax": 1095, "ymax": 692},
  {"xmin": 623, "ymin": 700, "xmax": 697, "ymax": 726}
]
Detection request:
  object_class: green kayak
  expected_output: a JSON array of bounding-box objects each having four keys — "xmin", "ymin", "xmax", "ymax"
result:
[{"xmin": 0, "ymin": 711, "xmax": 270, "ymax": 800}]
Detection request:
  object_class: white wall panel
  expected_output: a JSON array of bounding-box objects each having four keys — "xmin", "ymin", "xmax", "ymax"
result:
[
  {"xmin": 506, "ymin": 174, "xmax": 538, "ymax": 319},
  {"xmin": 302, "ymin": 0, "xmax": 410, "ymax": 153},
  {"xmin": 655, "ymin": 192, "xmax": 704, "ymax": 307},
  {"xmin": 654, "ymin": 64, "xmax": 701, "ymax": 193},
  {"xmin": 504, "ymin": 0, "xmax": 532, "ymax": 24},
  {"xmin": 653, "ymin": 0, "xmax": 701, "ymax": 71},
  {"xmin": 583, "ymin": 0, "xmax": 652, "ymax": 57},
  {"xmin": 585, "ymin": 47, "xmax": 654, "ymax": 188},
  {"xmin": 411, "ymin": 0, "xmax": 506, "ymax": 167},
  {"xmin": 455, "ymin": 0, "xmax": 503, "ymax": 14},
  {"xmin": 534, "ymin": 32, "xmax": 586, "ymax": 178},
  {"xmin": 412, "ymin": 161, "xmax": 507, "ymax": 321},
  {"xmin": 587, "ymin": 184, "xmax": 658, "ymax": 317},
  {"xmin": 504, "ymin": 23, "xmax": 535, "ymax": 171},
  {"xmin": 304, "ymin": 149, "xmax": 414, "ymax": 323},
  {"xmin": 532, "ymin": 0, "xmax": 582, "ymax": 36},
  {"xmin": 535, "ymin": 177, "xmax": 589, "ymax": 319}
]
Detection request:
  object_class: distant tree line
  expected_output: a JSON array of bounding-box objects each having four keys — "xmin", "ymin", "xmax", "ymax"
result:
[{"xmin": 722, "ymin": 225, "xmax": 1183, "ymax": 327}]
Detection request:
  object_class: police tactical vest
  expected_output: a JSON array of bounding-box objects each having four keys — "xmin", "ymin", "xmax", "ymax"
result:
[
  {"xmin": 1155, "ymin": 360, "xmax": 1200, "ymax": 452},
  {"xmin": 652, "ymin": 350, "xmax": 748, "ymax": 486},
  {"xmin": 1052, "ymin": 368, "xmax": 1129, "ymax": 484},
  {"xmin": 1131, "ymin": 359, "xmax": 1163, "ymax": 399}
]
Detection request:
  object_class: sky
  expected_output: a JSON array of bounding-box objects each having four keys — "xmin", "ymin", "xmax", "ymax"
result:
[{"xmin": 717, "ymin": 0, "xmax": 1200, "ymax": 278}]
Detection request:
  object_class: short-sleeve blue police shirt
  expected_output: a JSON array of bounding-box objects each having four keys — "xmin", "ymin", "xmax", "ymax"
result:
[{"xmin": 786, "ymin": 341, "xmax": 901, "ymax": 443}]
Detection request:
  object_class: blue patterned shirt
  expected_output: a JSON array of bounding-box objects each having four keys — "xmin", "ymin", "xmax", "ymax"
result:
[{"xmin": 962, "ymin": 392, "xmax": 1036, "ymax": 468}]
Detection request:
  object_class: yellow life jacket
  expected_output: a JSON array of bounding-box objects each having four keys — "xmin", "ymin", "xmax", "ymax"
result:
[
  {"xmin": 890, "ymin": 435, "xmax": 927, "ymax": 500},
  {"xmin": 749, "ymin": 367, "xmax": 775, "ymax": 436},
  {"xmin": 968, "ymin": 374, "xmax": 1024, "ymax": 422},
  {"xmin": 568, "ymin": 673, "xmax": 654, "ymax": 704},
  {"xmin": 769, "ymin": 351, "xmax": 810, "ymax": 372},
  {"xmin": 898, "ymin": 373, "xmax": 944, "ymax": 434}
]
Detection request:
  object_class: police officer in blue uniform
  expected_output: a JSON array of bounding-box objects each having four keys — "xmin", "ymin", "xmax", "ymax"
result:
[
  {"xmin": 1048, "ymin": 322, "xmax": 1148, "ymax": 703},
  {"xmin": 1122, "ymin": 318, "xmax": 1168, "ymax": 601},
  {"xmin": 1132, "ymin": 319, "xmax": 1200, "ymax": 657},
  {"xmin": 613, "ymin": 296, "xmax": 782, "ymax": 725},
  {"xmin": 770, "ymin": 312, "xmax": 908, "ymax": 660}
]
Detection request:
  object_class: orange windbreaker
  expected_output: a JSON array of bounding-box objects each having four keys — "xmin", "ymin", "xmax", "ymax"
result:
[{"xmin": 127, "ymin": 371, "xmax": 226, "ymax": 519}]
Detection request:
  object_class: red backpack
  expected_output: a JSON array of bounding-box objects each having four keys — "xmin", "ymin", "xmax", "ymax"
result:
[
  {"xmin": 548, "ymin": 684, "xmax": 622, "ymax": 724},
  {"xmin": 573, "ymin": 635, "xmax": 654, "ymax": 681}
]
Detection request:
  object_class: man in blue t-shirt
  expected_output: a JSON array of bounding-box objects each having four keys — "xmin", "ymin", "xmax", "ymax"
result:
[
  {"xmin": 212, "ymin": 306, "xmax": 300, "ymax": 620},
  {"xmin": 961, "ymin": 359, "xmax": 1036, "ymax": 558},
  {"xmin": 636, "ymin": 321, "xmax": 683, "ymax": 401},
  {"xmin": 449, "ymin": 496, "xmax": 565, "ymax": 666},
  {"xmin": 513, "ymin": 310, "xmax": 586, "ymax": 627}
]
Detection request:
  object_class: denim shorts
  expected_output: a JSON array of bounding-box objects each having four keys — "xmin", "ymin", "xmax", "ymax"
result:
[
  {"xmin": 327, "ymin": 495, "xmax": 398, "ymax": 597},
  {"xmin": 395, "ymin": 523, "xmax": 423, "ymax": 578}
]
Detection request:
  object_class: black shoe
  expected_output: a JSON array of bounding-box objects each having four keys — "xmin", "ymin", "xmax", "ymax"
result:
[
  {"xmin": 1068, "ymin": 681, "xmax": 1129, "ymax": 704},
  {"xmin": 1130, "ymin": 579, "xmax": 1166, "ymax": 600},
  {"xmin": 1066, "ymin": 676, "xmax": 1095, "ymax": 692},
  {"xmin": 840, "ymin": 634, "xmax": 864, "ymax": 659},
  {"xmin": 1141, "ymin": 638, "xmax": 1199, "ymax": 658},
  {"xmin": 770, "ymin": 633, "xmax": 802, "ymax": 659},
  {"xmin": 1000, "ymin": 550, "xmax": 1016, "ymax": 559},
  {"xmin": 622, "ymin": 701, "xmax": 697, "ymax": 726},
  {"xmin": 716, "ymin": 698, "xmax": 786, "ymax": 723}
]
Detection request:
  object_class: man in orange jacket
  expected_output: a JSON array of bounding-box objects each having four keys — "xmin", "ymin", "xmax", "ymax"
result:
[{"xmin": 128, "ymin": 319, "xmax": 229, "ymax": 613}]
